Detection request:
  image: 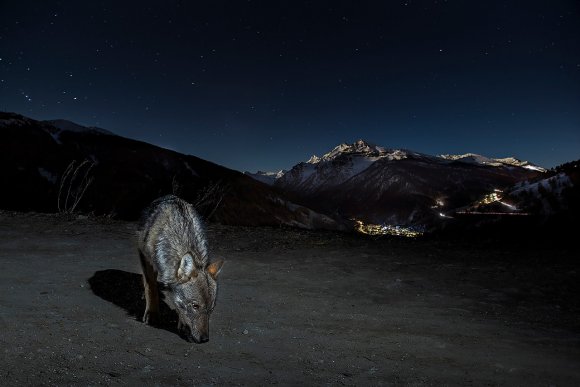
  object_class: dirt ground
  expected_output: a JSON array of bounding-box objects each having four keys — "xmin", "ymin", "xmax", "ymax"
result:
[{"xmin": 0, "ymin": 212, "xmax": 579, "ymax": 386}]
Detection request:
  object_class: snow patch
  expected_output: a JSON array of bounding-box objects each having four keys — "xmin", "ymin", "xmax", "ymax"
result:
[
  {"xmin": 183, "ymin": 161, "xmax": 198, "ymax": 177},
  {"xmin": 439, "ymin": 153, "xmax": 546, "ymax": 171},
  {"xmin": 47, "ymin": 130, "xmax": 63, "ymax": 145},
  {"xmin": 523, "ymin": 164, "xmax": 546, "ymax": 172},
  {"xmin": 38, "ymin": 168, "xmax": 57, "ymax": 184},
  {"xmin": 511, "ymin": 173, "xmax": 572, "ymax": 197}
]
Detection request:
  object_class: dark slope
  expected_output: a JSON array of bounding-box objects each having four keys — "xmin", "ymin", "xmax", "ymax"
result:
[{"xmin": 0, "ymin": 112, "xmax": 339, "ymax": 228}]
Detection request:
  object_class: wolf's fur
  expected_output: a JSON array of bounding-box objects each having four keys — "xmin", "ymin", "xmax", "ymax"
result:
[{"xmin": 137, "ymin": 195, "xmax": 224, "ymax": 343}]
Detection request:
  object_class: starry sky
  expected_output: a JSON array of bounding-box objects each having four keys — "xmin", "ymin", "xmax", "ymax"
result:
[{"xmin": 1, "ymin": 1, "xmax": 579, "ymax": 172}]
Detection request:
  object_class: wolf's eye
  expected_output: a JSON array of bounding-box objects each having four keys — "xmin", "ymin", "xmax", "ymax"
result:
[{"xmin": 192, "ymin": 303, "xmax": 200, "ymax": 310}]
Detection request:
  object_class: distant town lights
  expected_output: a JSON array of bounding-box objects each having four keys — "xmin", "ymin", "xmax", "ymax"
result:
[{"xmin": 354, "ymin": 220, "xmax": 423, "ymax": 238}]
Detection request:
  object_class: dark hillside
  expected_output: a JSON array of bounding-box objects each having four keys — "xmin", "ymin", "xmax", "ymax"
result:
[{"xmin": 0, "ymin": 112, "xmax": 339, "ymax": 229}]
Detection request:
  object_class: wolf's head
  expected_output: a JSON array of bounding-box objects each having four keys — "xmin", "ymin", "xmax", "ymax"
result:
[{"xmin": 162, "ymin": 253, "xmax": 224, "ymax": 343}]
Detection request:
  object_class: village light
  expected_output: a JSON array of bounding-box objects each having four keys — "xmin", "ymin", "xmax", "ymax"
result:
[{"xmin": 353, "ymin": 219, "xmax": 423, "ymax": 238}]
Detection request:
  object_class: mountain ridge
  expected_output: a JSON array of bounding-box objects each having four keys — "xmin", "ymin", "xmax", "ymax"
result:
[
  {"xmin": 248, "ymin": 139, "xmax": 545, "ymax": 184},
  {"xmin": 0, "ymin": 112, "xmax": 342, "ymax": 230},
  {"xmin": 255, "ymin": 139, "xmax": 545, "ymax": 227}
]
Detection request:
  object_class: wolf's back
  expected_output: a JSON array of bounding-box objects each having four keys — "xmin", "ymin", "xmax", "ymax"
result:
[{"xmin": 137, "ymin": 195, "xmax": 209, "ymax": 284}]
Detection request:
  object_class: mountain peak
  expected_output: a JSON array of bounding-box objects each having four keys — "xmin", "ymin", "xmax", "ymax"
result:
[
  {"xmin": 318, "ymin": 139, "xmax": 390, "ymax": 162},
  {"xmin": 307, "ymin": 155, "xmax": 321, "ymax": 164},
  {"xmin": 354, "ymin": 139, "xmax": 376, "ymax": 148}
]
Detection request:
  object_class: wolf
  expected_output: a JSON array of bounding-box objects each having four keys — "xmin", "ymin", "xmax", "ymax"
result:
[{"xmin": 136, "ymin": 195, "xmax": 224, "ymax": 343}]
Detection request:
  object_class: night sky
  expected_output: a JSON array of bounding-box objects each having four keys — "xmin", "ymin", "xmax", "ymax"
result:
[{"xmin": 1, "ymin": 1, "xmax": 579, "ymax": 172}]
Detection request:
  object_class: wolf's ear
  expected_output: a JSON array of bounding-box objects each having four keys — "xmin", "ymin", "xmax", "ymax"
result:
[
  {"xmin": 206, "ymin": 258, "xmax": 225, "ymax": 280},
  {"xmin": 177, "ymin": 253, "xmax": 196, "ymax": 282}
]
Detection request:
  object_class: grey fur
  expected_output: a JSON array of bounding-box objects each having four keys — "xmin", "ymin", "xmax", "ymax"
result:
[{"xmin": 137, "ymin": 195, "xmax": 224, "ymax": 343}]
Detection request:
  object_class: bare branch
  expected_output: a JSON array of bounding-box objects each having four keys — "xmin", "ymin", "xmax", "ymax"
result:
[
  {"xmin": 193, "ymin": 180, "xmax": 229, "ymax": 221},
  {"xmin": 57, "ymin": 159, "xmax": 95, "ymax": 214}
]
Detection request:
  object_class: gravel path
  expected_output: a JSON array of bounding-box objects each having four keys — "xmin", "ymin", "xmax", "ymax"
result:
[{"xmin": 0, "ymin": 212, "xmax": 579, "ymax": 385}]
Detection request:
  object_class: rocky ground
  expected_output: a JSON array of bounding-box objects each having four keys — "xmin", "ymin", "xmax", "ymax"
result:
[{"xmin": 0, "ymin": 211, "xmax": 579, "ymax": 385}]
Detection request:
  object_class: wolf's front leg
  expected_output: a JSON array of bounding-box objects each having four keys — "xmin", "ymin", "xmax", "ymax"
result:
[
  {"xmin": 139, "ymin": 251, "xmax": 160, "ymax": 325},
  {"xmin": 143, "ymin": 277, "xmax": 160, "ymax": 325}
]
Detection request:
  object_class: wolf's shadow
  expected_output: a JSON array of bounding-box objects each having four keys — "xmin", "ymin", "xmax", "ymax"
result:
[{"xmin": 88, "ymin": 269, "xmax": 180, "ymax": 335}]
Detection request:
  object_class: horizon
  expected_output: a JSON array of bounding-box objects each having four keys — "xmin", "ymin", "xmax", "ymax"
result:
[
  {"xmin": 1, "ymin": 1, "xmax": 579, "ymax": 171},
  {"xmin": 3, "ymin": 110, "xmax": 571, "ymax": 173}
]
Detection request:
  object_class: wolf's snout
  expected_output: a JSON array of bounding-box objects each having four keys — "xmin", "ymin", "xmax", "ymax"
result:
[
  {"xmin": 189, "ymin": 334, "xmax": 209, "ymax": 344},
  {"xmin": 197, "ymin": 334, "xmax": 209, "ymax": 343},
  {"xmin": 180, "ymin": 324, "xmax": 209, "ymax": 344}
]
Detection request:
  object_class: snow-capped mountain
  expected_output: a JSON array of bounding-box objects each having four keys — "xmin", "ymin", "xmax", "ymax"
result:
[
  {"xmin": 268, "ymin": 140, "xmax": 545, "ymax": 227},
  {"xmin": 275, "ymin": 140, "xmax": 421, "ymax": 194},
  {"xmin": 246, "ymin": 140, "xmax": 416, "ymax": 189},
  {"xmin": 243, "ymin": 170, "xmax": 287, "ymax": 186}
]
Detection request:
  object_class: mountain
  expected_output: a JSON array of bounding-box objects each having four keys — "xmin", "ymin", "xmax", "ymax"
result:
[
  {"xmin": 0, "ymin": 112, "xmax": 341, "ymax": 229},
  {"xmin": 243, "ymin": 170, "xmax": 286, "ymax": 186},
  {"xmin": 264, "ymin": 140, "xmax": 545, "ymax": 228},
  {"xmin": 439, "ymin": 159, "xmax": 579, "ymax": 239},
  {"xmin": 275, "ymin": 140, "xmax": 425, "ymax": 194},
  {"xmin": 439, "ymin": 153, "xmax": 546, "ymax": 172},
  {"xmin": 506, "ymin": 159, "xmax": 579, "ymax": 217},
  {"xmin": 455, "ymin": 165, "xmax": 577, "ymax": 218}
]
